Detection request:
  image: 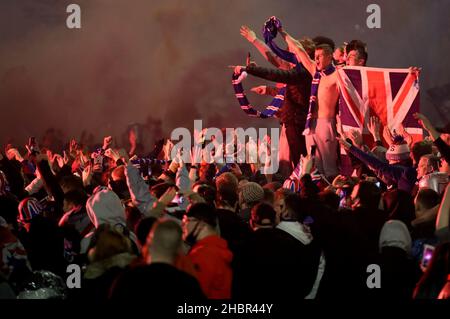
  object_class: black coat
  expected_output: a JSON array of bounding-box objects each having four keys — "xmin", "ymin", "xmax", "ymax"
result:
[{"xmin": 233, "ymin": 227, "xmax": 321, "ymax": 299}]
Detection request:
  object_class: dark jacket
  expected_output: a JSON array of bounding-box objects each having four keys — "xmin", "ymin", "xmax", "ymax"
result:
[
  {"xmin": 347, "ymin": 145, "xmax": 417, "ymax": 193},
  {"xmin": 378, "ymin": 247, "xmax": 422, "ymax": 299},
  {"xmin": 233, "ymin": 226, "xmax": 321, "ymax": 299},
  {"xmin": 245, "ymin": 64, "xmax": 311, "ymax": 127},
  {"xmin": 317, "ymin": 207, "xmax": 386, "ymax": 299},
  {"xmin": 216, "ymin": 208, "xmax": 251, "ymax": 255},
  {"xmin": 109, "ymin": 262, "xmax": 205, "ymax": 301}
]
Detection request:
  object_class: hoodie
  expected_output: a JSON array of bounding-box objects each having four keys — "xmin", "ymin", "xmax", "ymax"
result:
[
  {"xmin": 379, "ymin": 220, "xmax": 412, "ymax": 254},
  {"xmin": 124, "ymin": 163, "xmax": 158, "ymax": 217},
  {"xmin": 276, "ymin": 221, "xmax": 325, "ymax": 299},
  {"xmin": 81, "ymin": 187, "xmax": 138, "ymax": 254},
  {"xmin": 276, "ymin": 221, "xmax": 313, "ymax": 245},
  {"xmin": 188, "ymin": 235, "xmax": 233, "ymax": 299}
]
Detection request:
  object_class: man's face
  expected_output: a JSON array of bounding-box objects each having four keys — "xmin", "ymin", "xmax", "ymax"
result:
[
  {"xmin": 333, "ymin": 49, "xmax": 344, "ymax": 64},
  {"xmin": 315, "ymin": 49, "xmax": 332, "ymax": 70},
  {"xmin": 345, "ymin": 49, "xmax": 364, "ymax": 66},
  {"xmin": 417, "ymin": 157, "xmax": 431, "ymax": 179}
]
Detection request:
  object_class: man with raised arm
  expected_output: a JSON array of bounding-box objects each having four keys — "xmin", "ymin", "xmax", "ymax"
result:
[
  {"xmin": 239, "ymin": 25, "xmax": 314, "ymax": 175},
  {"xmin": 279, "ymin": 27, "xmax": 340, "ymax": 178}
]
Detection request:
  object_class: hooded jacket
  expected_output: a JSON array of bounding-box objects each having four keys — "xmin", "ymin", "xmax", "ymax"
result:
[
  {"xmin": 276, "ymin": 221, "xmax": 324, "ymax": 299},
  {"xmin": 81, "ymin": 187, "xmax": 138, "ymax": 254},
  {"xmin": 379, "ymin": 220, "xmax": 412, "ymax": 253},
  {"xmin": 188, "ymin": 235, "xmax": 233, "ymax": 299},
  {"xmin": 124, "ymin": 162, "xmax": 191, "ymax": 218}
]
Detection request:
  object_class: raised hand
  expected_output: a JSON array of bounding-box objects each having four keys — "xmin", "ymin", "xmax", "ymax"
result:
[
  {"xmin": 414, "ymin": 112, "xmax": 440, "ymax": 140},
  {"xmin": 367, "ymin": 116, "xmax": 381, "ymax": 141},
  {"xmin": 6, "ymin": 148, "xmax": 24, "ymax": 162},
  {"xmin": 408, "ymin": 66, "xmax": 421, "ymax": 79},
  {"xmin": 54, "ymin": 154, "xmax": 65, "ymax": 168},
  {"xmin": 82, "ymin": 163, "xmax": 93, "ymax": 187},
  {"xmin": 240, "ymin": 25, "xmax": 257, "ymax": 43},
  {"xmin": 104, "ymin": 148, "xmax": 121, "ymax": 162},
  {"xmin": 413, "ymin": 112, "xmax": 433, "ymax": 132},
  {"xmin": 163, "ymin": 139, "xmax": 174, "ymax": 161},
  {"xmin": 300, "ymin": 154, "xmax": 314, "ymax": 176},
  {"xmin": 103, "ymin": 136, "xmax": 113, "ymax": 150},
  {"xmin": 250, "ymin": 85, "xmax": 267, "ymax": 95},
  {"xmin": 69, "ymin": 138, "xmax": 78, "ymax": 159},
  {"xmin": 336, "ymin": 136, "xmax": 352, "ymax": 150},
  {"xmin": 232, "ymin": 65, "xmax": 246, "ymax": 75},
  {"xmin": 383, "ymin": 126, "xmax": 394, "ymax": 145},
  {"xmin": 397, "ymin": 124, "xmax": 413, "ymax": 147},
  {"xmin": 63, "ymin": 151, "xmax": 71, "ymax": 165},
  {"xmin": 349, "ymin": 129, "xmax": 363, "ymax": 148}
]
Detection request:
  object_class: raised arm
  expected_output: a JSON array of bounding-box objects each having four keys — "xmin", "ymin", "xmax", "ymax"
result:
[
  {"xmin": 240, "ymin": 25, "xmax": 289, "ymax": 69},
  {"xmin": 414, "ymin": 112, "xmax": 450, "ymax": 163},
  {"xmin": 279, "ymin": 29, "xmax": 315, "ymax": 76},
  {"xmin": 245, "ymin": 63, "xmax": 310, "ymax": 85}
]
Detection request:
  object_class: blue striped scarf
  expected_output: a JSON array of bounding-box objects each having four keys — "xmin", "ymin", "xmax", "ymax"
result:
[
  {"xmin": 263, "ymin": 16, "xmax": 298, "ymax": 66},
  {"xmin": 303, "ymin": 64, "xmax": 336, "ymax": 135},
  {"xmin": 232, "ymin": 71, "xmax": 286, "ymax": 118}
]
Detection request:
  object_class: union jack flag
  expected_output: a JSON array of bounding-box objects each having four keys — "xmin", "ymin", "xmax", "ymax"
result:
[{"xmin": 337, "ymin": 66, "xmax": 422, "ymax": 146}]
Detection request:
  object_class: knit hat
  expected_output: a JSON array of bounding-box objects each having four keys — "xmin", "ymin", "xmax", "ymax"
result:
[
  {"xmin": 18, "ymin": 197, "xmax": 43, "ymax": 224},
  {"xmin": 379, "ymin": 220, "xmax": 412, "ymax": 254},
  {"xmin": 240, "ymin": 182, "xmax": 264, "ymax": 205},
  {"xmin": 386, "ymin": 135, "xmax": 410, "ymax": 161}
]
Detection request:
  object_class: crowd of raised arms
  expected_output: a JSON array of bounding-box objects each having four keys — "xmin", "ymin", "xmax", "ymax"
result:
[{"xmin": 0, "ymin": 20, "xmax": 449, "ymax": 300}]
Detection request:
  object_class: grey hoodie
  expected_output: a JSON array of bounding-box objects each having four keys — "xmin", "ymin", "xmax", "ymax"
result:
[
  {"xmin": 81, "ymin": 187, "xmax": 138, "ymax": 253},
  {"xmin": 379, "ymin": 219, "xmax": 412, "ymax": 254}
]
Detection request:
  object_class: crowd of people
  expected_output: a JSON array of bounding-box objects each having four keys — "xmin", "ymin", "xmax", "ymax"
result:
[{"xmin": 0, "ymin": 19, "xmax": 449, "ymax": 301}]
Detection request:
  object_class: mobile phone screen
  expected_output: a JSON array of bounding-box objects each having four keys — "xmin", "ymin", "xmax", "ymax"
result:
[{"xmin": 421, "ymin": 244, "xmax": 435, "ymax": 269}]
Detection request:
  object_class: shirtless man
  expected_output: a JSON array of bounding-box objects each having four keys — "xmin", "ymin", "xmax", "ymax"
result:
[{"xmin": 279, "ymin": 28, "xmax": 340, "ymax": 177}]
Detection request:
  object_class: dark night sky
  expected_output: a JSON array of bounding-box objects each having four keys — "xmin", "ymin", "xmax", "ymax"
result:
[{"xmin": 1, "ymin": 0, "xmax": 449, "ymax": 149}]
